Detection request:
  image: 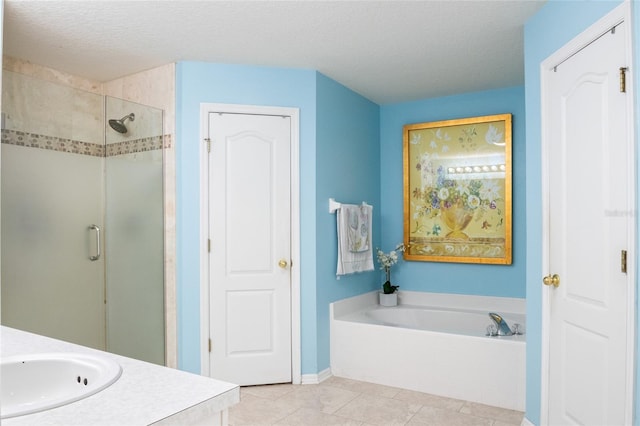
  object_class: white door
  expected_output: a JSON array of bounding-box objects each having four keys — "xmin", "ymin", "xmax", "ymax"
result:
[
  {"xmin": 207, "ymin": 112, "xmax": 292, "ymax": 385},
  {"xmin": 545, "ymin": 18, "xmax": 632, "ymax": 425}
]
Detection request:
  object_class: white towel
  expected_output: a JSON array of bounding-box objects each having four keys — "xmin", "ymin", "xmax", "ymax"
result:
[{"xmin": 337, "ymin": 204, "xmax": 374, "ymax": 276}]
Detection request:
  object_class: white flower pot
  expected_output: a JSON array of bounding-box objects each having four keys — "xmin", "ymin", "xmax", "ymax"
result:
[{"xmin": 379, "ymin": 292, "xmax": 398, "ymax": 307}]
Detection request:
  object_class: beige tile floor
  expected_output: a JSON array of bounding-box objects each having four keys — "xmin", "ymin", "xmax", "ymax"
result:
[{"xmin": 229, "ymin": 376, "xmax": 524, "ymax": 426}]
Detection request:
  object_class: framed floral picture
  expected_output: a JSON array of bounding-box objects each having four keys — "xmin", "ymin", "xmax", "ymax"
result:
[{"xmin": 403, "ymin": 114, "xmax": 512, "ymax": 264}]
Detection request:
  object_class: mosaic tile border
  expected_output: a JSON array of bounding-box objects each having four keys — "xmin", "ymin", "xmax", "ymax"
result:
[
  {"xmin": 1, "ymin": 129, "xmax": 170, "ymax": 157},
  {"xmin": 2, "ymin": 128, "xmax": 104, "ymax": 157},
  {"xmin": 106, "ymin": 134, "xmax": 171, "ymax": 156}
]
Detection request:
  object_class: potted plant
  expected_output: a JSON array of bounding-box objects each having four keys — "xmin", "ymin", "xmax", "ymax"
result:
[{"xmin": 376, "ymin": 243, "xmax": 405, "ymax": 306}]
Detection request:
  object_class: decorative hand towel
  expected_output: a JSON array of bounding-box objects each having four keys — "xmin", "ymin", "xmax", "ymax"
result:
[
  {"xmin": 346, "ymin": 205, "xmax": 370, "ymax": 252},
  {"xmin": 337, "ymin": 204, "xmax": 374, "ymax": 276}
]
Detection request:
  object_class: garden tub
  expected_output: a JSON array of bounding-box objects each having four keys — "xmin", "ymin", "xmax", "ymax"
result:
[{"xmin": 330, "ymin": 291, "xmax": 525, "ymax": 411}]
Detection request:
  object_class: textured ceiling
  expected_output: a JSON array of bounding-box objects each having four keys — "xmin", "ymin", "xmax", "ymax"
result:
[{"xmin": 3, "ymin": 0, "xmax": 545, "ymax": 104}]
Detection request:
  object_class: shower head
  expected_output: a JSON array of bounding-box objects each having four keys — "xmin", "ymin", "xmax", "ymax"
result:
[{"xmin": 108, "ymin": 113, "xmax": 135, "ymax": 134}]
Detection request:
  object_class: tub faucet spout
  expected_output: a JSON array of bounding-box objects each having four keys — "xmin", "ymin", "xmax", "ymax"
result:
[{"xmin": 488, "ymin": 312, "xmax": 513, "ymax": 336}]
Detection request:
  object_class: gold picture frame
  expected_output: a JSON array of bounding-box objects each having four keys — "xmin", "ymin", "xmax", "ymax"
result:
[{"xmin": 403, "ymin": 114, "xmax": 512, "ymax": 264}]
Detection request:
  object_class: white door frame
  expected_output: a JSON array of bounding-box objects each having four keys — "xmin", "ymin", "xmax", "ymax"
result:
[
  {"xmin": 199, "ymin": 103, "xmax": 301, "ymax": 384},
  {"xmin": 539, "ymin": 2, "xmax": 635, "ymax": 424}
]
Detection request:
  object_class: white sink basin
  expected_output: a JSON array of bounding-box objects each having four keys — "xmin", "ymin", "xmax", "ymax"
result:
[{"xmin": 1, "ymin": 352, "xmax": 122, "ymax": 419}]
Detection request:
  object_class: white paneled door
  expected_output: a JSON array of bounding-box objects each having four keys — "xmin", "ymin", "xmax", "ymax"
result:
[
  {"xmin": 544, "ymin": 14, "xmax": 633, "ymax": 426},
  {"xmin": 206, "ymin": 111, "xmax": 292, "ymax": 385}
]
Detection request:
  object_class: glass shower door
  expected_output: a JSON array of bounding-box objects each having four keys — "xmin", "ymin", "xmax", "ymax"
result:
[
  {"xmin": 1, "ymin": 71, "xmax": 106, "ymax": 350},
  {"xmin": 104, "ymin": 96, "xmax": 165, "ymax": 365}
]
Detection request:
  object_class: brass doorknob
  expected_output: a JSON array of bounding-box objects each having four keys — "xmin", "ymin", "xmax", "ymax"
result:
[
  {"xmin": 543, "ymin": 274, "xmax": 560, "ymax": 287},
  {"xmin": 278, "ymin": 259, "xmax": 288, "ymax": 269}
]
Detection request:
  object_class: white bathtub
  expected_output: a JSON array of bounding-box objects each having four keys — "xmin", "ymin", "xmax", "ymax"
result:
[{"xmin": 330, "ymin": 291, "xmax": 526, "ymax": 411}]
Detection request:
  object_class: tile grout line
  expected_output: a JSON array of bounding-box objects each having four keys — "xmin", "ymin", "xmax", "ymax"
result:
[
  {"xmin": 319, "ymin": 382, "xmax": 365, "ymax": 414},
  {"xmin": 270, "ymin": 406, "xmax": 303, "ymax": 426},
  {"xmin": 233, "ymin": 381, "xmax": 523, "ymax": 426}
]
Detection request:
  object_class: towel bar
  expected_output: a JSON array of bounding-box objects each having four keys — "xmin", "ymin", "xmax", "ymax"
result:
[{"xmin": 329, "ymin": 198, "xmax": 371, "ymax": 213}]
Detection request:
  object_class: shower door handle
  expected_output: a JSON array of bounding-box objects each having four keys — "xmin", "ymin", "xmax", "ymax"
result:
[{"xmin": 89, "ymin": 224, "xmax": 101, "ymax": 261}]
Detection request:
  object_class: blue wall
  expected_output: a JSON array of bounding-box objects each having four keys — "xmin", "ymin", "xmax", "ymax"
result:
[
  {"xmin": 315, "ymin": 74, "xmax": 381, "ymax": 372},
  {"xmin": 523, "ymin": 1, "xmax": 626, "ymax": 425},
  {"xmin": 176, "ymin": 62, "xmax": 317, "ymax": 373},
  {"xmin": 176, "ymin": 64, "xmax": 525, "ymax": 378},
  {"xmin": 379, "ymin": 87, "xmax": 526, "ymax": 298},
  {"xmin": 176, "ymin": 63, "xmax": 380, "ymax": 375}
]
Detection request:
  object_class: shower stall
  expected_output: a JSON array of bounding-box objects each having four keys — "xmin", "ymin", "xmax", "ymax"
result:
[{"xmin": 1, "ymin": 70, "xmax": 165, "ymax": 365}]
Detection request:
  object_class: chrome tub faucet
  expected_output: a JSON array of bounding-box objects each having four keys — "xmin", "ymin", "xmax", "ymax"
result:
[{"xmin": 488, "ymin": 312, "xmax": 513, "ymax": 336}]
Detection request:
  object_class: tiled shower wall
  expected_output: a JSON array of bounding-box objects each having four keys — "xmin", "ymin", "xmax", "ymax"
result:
[{"xmin": 2, "ymin": 57, "xmax": 177, "ymax": 368}]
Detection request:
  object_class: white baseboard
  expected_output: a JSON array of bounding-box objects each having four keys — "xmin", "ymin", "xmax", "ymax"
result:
[{"xmin": 301, "ymin": 368, "xmax": 332, "ymax": 385}]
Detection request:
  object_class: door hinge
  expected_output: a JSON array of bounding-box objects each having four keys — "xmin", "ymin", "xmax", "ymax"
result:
[
  {"xmin": 620, "ymin": 67, "xmax": 628, "ymax": 93},
  {"xmin": 208, "ymin": 338, "xmax": 212, "ymax": 353},
  {"xmin": 621, "ymin": 250, "xmax": 627, "ymax": 273},
  {"xmin": 207, "ymin": 238, "xmax": 211, "ymax": 253},
  {"xmin": 205, "ymin": 138, "xmax": 211, "ymax": 152}
]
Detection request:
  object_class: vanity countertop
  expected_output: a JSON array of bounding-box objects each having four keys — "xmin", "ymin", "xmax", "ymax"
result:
[{"xmin": 1, "ymin": 326, "xmax": 240, "ymax": 425}]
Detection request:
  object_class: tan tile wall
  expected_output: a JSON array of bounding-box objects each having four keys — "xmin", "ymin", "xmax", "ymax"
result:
[{"xmin": 3, "ymin": 56, "xmax": 102, "ymax": 94}]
